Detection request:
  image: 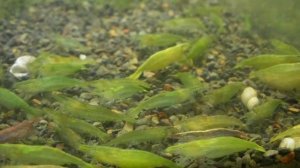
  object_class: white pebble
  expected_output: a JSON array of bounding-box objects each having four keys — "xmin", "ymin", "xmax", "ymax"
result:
[
  {"xmin": 246, "ymin": 97, "xmax": 260, "ymax": 110},
  {"xmin": 79, "ymin": 54, "xmax": 87, "ymax": 60},
  {"xmin": 279, "ymin": 137, "xmax": 295, "ymax": 151},
  {"xmin": 241, "ymin": 87, "xmax": 257, "ymax": 106},
  {"xmin": 241, "ymin": 86, "xmax": 260, "ymax": 110},
  {"xmin": 293, "ymin": 137, "xmax": 300, "ymax": 149}
]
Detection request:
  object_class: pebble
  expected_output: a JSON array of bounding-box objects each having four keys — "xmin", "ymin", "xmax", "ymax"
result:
[
  {"xmin": 160, "ymin": 119, "xmax": 171, "ymax": 125},
  {"xmin": 241, "ymin": 86, "xmax": 260, "ymax": 110},
  {"xmin": 79, "ymin": 54, "xmax": 87, "ymax": 60},
  {"xmin": 288, "ymin": 107, "xmax": 300, "ymax": 113},
  {"xmin": 279, "ymin": 137, "xmax": 295, "ymax": 151},
  {"xmin": 207, "ymin": 72, "xmax": 219, "ymax": 81},
  {"xmin": 89, "ymin": 98, "xmax": 99, "ymax": 106},
  {"xmin": 39, "ymin": 120, "xmax": 48, "ymax": 125},
  {"xmin": 0, "ymin": 124, "xmax": 9, "ymax": 130},
  {"xmin": 122, "ymin": 122, "xmax": 134, "ymax": 132},
  {"xmin": 163, "ymin": 83, "xmax": 174, "ymax": 91},
  {"xmin": 246, "ymin": 97, "xmax": 260, "ymax": 110},
  {"xmin": 136, "ymin": 115, "xmax": 152, "ymax": 125},
  {"xmin": 264, "ymin": 150, "xmax": 279, "ymax": 157},
  {"xmin": 143, "ymin": 71, "xmax": 156, "ymax": 78},
  {"xmin": 109, "ymin": 29, "xmax": 118, "ymax": 37},
  {"xmin": 207, "ymin": 62, "xmax": 216, "ymax": 70},
  {"xmin": 151, "ymin": 115, "xmax": 160, "ymax": 125},
  {"xmin": 169, "ymin": 115, "xmax": 182, "ymax": 125},
  {"xmin": 196, "ymin": 68, "xmax": 204, "ymax": 76},
  {"xmin": 80, "ymin": 92, "xmax": 93, "ymax": 100},
  {"xmin": 92, "ymin": 122, "xmax": 102, "ymax": 127},
  {"xmin": 0, "ymin": 1, "xmax": 296, "ymax": 167},
  {"xmin": 207, "ymin": 55, "xmax": 215, "ymax": 61}
]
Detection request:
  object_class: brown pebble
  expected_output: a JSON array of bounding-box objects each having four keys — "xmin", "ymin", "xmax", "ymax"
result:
[
  {"xmin": 180, "ymin": 65, "xmax": 190, "ymax": 72},
  {"xmin": 0, "ymin": 120, "xmax": 36, "ymax": 143},
  {"xmin": 123, "ymin": 28, "xmax": 130, "ymax": 34},
  {"xmin": 55, "ymin": 143, "xmax": 65, "ymax": 150},
  {"xmin": 163, "ymin": 84, "xmax": 174, "ymax": 91},
  {"xmin": 157, "ymin": 111, "xmax": 168, "ymax": 119},
  {"xmin": 32, "ymin": 99, "xmax": 42, "ymax": 105},
  {"xmin": 160, "ymin": 119, "xmax": 171, "ymax": 125},
  {"xmin": 272, "ymin": 122, "xmax": 282, "ymax": 130},
  {"xmin": 278, "ymin": 151, "xmax": 295, "ymax": 164}
]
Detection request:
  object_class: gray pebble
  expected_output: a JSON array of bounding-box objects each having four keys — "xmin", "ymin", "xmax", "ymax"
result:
[
  {"xmin": 80, "ymin": 92, "xmax": 93, "ymax": 100},
  {"xmin": 208, "ymin": 72, "xmax": 219, "ymax": 80},
  {"xmin": 263, "ymin": 150, "xmax": 278, "ymax": 158},
  {"xmin": 89, "ymin": 98, "xmax": 99, "ymax": 106}
]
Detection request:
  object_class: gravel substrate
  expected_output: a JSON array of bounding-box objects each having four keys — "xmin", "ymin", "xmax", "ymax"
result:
[{"xmin": 0, "ymin": 0, "xmax": 300, "ymax": 168}]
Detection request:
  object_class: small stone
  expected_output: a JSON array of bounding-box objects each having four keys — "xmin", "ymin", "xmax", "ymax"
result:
[
  {"xmin": 180, "ymin": 65, "xmax": 190, "ymax": 72},
  {"xmin": 32, "ymin": 99, "xmax": 42, "ymax": 105},
  {"xmin": 89, "ymin": 98, "xmax": 99, "ymax": 106},
  {"xmin": 160, "ymin": 119, "xmax": 171, "ymax": 125},
  {"xmin": 169, "ymin": 115, "xmax": 179, "ymax": 124},
  {"xmin": 0, "ymin": 124, "xmax": 9, "ymax": 130},
  {"xmin": 279, "ymin": 137, "xmax": 295, "ymax": 151},
  {"xmin": 79, "ymin": 54, "xmax": 87, "ymax": 60},
  {"xmin": 246, "ymin": 97, "xmax": 260, "ymax": 110},
  {"xmin": 235, "ymin": 157, "xmax": 243, "ymax": 167},
  {"xmin": 208, "ymin": 72, "xmax": 219, "ymax": 80},
  {"xmin": 92, "ymin": 122, "xmax": 102, "ymax": 127},
  {"xmin": 162, "ymin": 2, "xmax": 169, "ymax": 9},
  {"xmin": 134, "ymin": 124, "xmax": 148, "ymax": 130},
  {"xmin": 293, "ymin": 137, "xmax": 300, "ymax": 149},
  {"xmin": 196, "ymin": 68, "xmax": 203, "ymax": 76},
  {"xmin": 163, "ymin": 84, "xmax": 174, "ymax": 91},
  {"xmin": 107, "ymin": 129, "xmax": 114, "ymax": 135},
  {"xmin": 207, "ymin": 62, "xmax": 216, "ymax": 70},
  {"xmin": 135, "ymin": 117, "xmax": 151, "ymax": 125},
  {"xmin": 241, "ymin": 87, "xmax": 258, "ymax": 105},
  {"xmin": 122, "ymin": 122, "xmax": 134, "ymax": 132},
  {"xmin": 143, "ymin": 71, "xmax": 155, "ymax": 78},
  {"xmin": 80, "ymin": 92, "xmax": 93, "ymax": 100},
  {"xmin": 39, "ymin": 120, "xmax": 48, "ymax": 125},
  {"xmin": 151, "ymin": 115, "xmax": 159, "ymax": 125},
  {"xmin": 109, "ymin": 29, "xmax": 118, "ymax": 37},
  {"xmin": 207, "ymin": 55, "xmax": 215, "ymax": 61},
  {"xmin": 264, "ymin": 150, "xmax": 279, "ymax": 157},
  {"xmin": 288, "ymin": 107, "xmax": 300, "ymax": 113},
  {"xmin": 211, "ymin": 50, "xmax": 219, "ymax": 55},
  {"xmin": 168, "ymin": 10, "xmax": 175, "ymax": 17},
  {"xmin": 123, "ymin": 28, "xmax": 130, "ymax": 34}
]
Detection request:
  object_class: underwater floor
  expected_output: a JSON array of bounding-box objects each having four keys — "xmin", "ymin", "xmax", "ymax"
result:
[{"xmin": 0, "ymin": 0, "xmax": 300, "ymax": 168}]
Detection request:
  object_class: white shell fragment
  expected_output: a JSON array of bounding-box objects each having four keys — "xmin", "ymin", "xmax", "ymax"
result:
[
  {"xmin": 9, "ymin": 55, "xmax": 36, "ymax": 79},
  {"xmin": 79, "ymin": 54, "xmax": 87, "ymax": 60},
  {"xmin": 279, "ymin": 137, "xmax": 295, "ymax": 151},
  {"xmin": 241, "ymin": 86, "xmax": 260, "ymax": 110}
]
